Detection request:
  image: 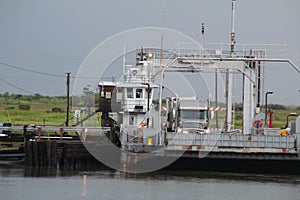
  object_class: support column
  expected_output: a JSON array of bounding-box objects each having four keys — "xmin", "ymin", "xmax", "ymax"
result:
[
  {"xmin": 243, "ymin": 67, "xmax": 255, "ymax": 134},
  {"xmin": 225, "ymin": 68, "xmax": 233, "ymax": 132}
]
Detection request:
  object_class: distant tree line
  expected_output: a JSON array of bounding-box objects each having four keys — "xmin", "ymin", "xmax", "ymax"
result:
[
  {"xmin": 0, "ymin": 93, "xmax": 66, "ymax": 113},
  {"xmin": 233, "ymin": 103, "xmax": 288, "ymax": 112},
  {"xmin": 0, "ymin": 92, "xmax": 66, "ymax": 100}
]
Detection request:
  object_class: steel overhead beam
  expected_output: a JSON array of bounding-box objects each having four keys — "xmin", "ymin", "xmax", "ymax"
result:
[{"xmin": 177, "ymin": 57, "xmax": 300, "ymax": 73}]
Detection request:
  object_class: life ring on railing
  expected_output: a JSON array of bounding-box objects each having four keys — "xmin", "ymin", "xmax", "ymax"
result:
[{"xmin": 253, "ymin": 119, "xmax": 263, "ymax": 128}]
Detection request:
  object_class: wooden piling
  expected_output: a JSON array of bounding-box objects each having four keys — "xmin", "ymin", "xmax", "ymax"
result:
[
  {"xmin": 24, "ymin": 140, "xmax": 102, "ymax": 170},
  {"xmin": 25, "ymin": 141, "xmax": 33, "ymax": 166},
  {"xmin": 51, "ymin": 141, "xmax": 57, "ymax": 168},
  {"xmin": 33, "ymin": 141, "xmax": 39, "ymax": 167}
]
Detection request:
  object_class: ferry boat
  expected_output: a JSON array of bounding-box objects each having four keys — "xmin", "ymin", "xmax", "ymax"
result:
[
  {"xmin": 84, "ymin": 0, "xmax": 300, "ymax": 173},
  {"xmin": 94, "ymin": 43, "xmax": 300, "ymax": 174}
]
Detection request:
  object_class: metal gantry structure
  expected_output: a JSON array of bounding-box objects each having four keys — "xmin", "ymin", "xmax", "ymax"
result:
[{"xmin": 147, "ymin": 41, "xmax": 300, "ymax": 135}]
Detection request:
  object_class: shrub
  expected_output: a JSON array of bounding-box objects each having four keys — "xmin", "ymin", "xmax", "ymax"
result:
[
  {"xmin": 34, "ymin": 93, "xmax": 42, "ymax": 100},
  {"xmin": 19, "ymin": 104, "xmax": 31, "ymax": 110},
  {"xmin": 234, "ymin": 104, "xmax": 243, "ymax": 111},
  {"xmin": 5, "ymin": 106, "xmax": 15, "ymax": 110},
  {"xmin": 14, "ymin": 94, "xmax": 22, "ymax": 99},
  {"xmin": 235, "ymin": 113, "xmax": 243, "ymax": 120},
  {"xmin": 52, "ymin": 107, "xmax": 64, "ymax": 113},
  {"xmin": 269, "ymin": 104, "xmax": 286, "ymax": 110}
]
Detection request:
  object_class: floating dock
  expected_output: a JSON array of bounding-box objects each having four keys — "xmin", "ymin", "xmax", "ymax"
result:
[{"xmin": 1, "ymin": 125, "xmax": 300, "ymax": 174}]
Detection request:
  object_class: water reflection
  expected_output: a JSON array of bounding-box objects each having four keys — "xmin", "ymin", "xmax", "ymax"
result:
[
  {"xmin": 1, "ymin": 160, "xmax": 300, "ymax": 186},
  {"xmin": 24, "ymin": 167, "xmax": 58, "ymax": 177},
  {"xmin": 0, "ymin": 161, "xmax": 24, "ymax": 177},
  {"xmin": 1, "ymin": 162, "xmax": 300, "ymax": 200},
  {"xmin": 82, "ymin": 171, "xmax": 87, "ymax": 198}
]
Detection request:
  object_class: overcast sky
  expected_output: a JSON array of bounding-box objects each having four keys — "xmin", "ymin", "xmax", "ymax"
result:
[{"xmin": 0, "ymin": 0, "xmax": 299, "ymax": 105}]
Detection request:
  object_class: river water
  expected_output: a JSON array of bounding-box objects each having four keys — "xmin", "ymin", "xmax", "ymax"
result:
[{"xmin": 1, "ymin": 161, "xmax": 300, "ymax": 200}]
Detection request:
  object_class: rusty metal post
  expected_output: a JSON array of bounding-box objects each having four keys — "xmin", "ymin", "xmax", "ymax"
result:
[
  {"xmin": 60, "ymin": 128, "xmax": 63, "ymax": 141},
  {"xmin": 38, "ymin": 127, "xmax": 42, "ymax": 141}
]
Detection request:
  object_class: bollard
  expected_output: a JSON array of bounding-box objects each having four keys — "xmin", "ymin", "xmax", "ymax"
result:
[
  {"xmin": 38, "ymin": 127, "xmax": 42, "ymax": 141},
  {"xmin": 60, "ymin": 128, "xmax": 63, "ymax": 141},
  {"xmin": 147, "ymin": 137, "xmax": 152, "ymax": 145}
]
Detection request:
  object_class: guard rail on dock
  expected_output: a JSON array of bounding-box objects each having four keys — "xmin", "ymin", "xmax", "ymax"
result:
[
  {"xmin": 0, "ymin": 126, "xmax": 110, "ymax": 140},
  {"xmin": 166, "ymin": 132, "xmax": 297, "ymax": 153}
]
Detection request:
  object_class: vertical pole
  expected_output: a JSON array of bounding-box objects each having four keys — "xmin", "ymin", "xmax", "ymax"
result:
[
  {"xmin": 38, "ymin": 127, "xmax": 42, "ymax": 141},
  {"xmin": 141, "ymin": 83, "xmax": 150, "ymax": 126},
  {"xmin": 147, "ymin": 85, "xmax": 150, "ymax": 112},
  {"xmin": 265, "ymin": 93, "xmax": 268, "ymax": 127},
  {"xmin": 158, "ymin": 10, "xmax": 165, "ymax": 145},
  {"xmin": 225, "ymin": 0, "xmax": 236, "ymax": 132},
  {"xmin": 215, "ymin": 69, "xmax": 218, "ymax": 128},
  {"xmin": 66, "ymin": 72, "xmax": 70, "ymax": 126},
  {"xmin": 298, "ymin": 90, "xmax": 300, "ymax": 107},
  {"xmin": 257, "ymin": 61, "xmax": 261, "ymax": 110},
  {"xmin": 225, "ymin": 71, "xmax": 229, "ymax": 131},
  {"xmin": 123, "ymin": 44, "xmax": 126, "ymax": 75},
  {"xmin": 265, "ymin": 92, "xmax": 273, "ymax": 126},
  {"xmin": 98, "ymin": 85, "xmax": 101, "ymax": 112},
  {"xmin": 201, "ymin": 22, "xmax": 205, "ymax": 67},
  {"xmin": 230, "ymin": 0, "xmax": 236, "ymax": 57},
  {"xmin": 201, "ymin": 23, "xmax": 205, "ymax": 47},
  {"xmin": 159, "ymin": 10, "xmax": 165, "ymax": 68},
  {"xmin": 146, "ymin": 84, "xmax": 150, "ymax": 127},
  {"xmin": 243, "ymin": 66, "xmax": 255, "ymax": 134},
  {"xmin": 159, "ymin": 10, "xmax": 165, "ymax": 108},
  {"xmin": 60, "ymin": 128, "xmax": 63, "ymax": 141}
]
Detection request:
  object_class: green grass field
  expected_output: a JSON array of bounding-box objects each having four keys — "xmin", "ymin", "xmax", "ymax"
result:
[
  {"xmin": 0, "ymin": 94, "xmax": 70, "ymax": 126},
  {"xmin": 233, "ymin": 105, "xmax": 300, "ymax": 129},
  {"xmin": 1, "ymin": 93, "xmax": 299, "ymax": 129}
]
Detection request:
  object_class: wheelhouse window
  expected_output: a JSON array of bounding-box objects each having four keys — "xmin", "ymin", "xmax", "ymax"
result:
[
  {"xmin": 127, "ymin": 88, "xmax": 133, "ymax": 98},
  {"xmin": 135, "ymin": 88, "xmax": 143, "ymax": 99}
]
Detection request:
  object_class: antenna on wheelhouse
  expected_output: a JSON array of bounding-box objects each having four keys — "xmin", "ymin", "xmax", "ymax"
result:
[
  {"xmin": 160, "ymin": 9, "xmax": 165, "ymax": 67},
  {"xmin": 123, "ymin": 44, "xmax": 126, "ymax": 75},
  {"xmin": 158, "ymin": 9, "xmax": 166, "ymax": 144}
]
